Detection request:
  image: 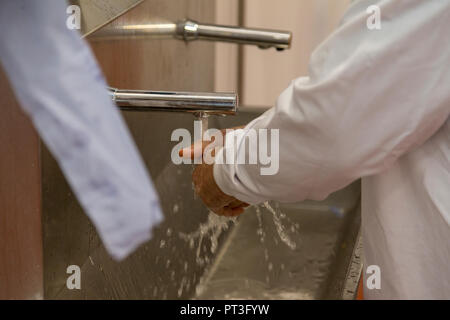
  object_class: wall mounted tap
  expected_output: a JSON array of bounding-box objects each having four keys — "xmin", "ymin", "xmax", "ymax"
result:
[
  {"xmin": 175, "ymin": 19, "xmax": 292, "ymax": 50},
  {"xmin": 108, "ymin": 87, "xmax": 238, "ymax": 116},
  {"xmin": 90, "ymin": 18, "xmax": 292, "ymax": 50},
  {"xmin": 93, "ymin": 18, "xmax": 290, "ymax": 117}
]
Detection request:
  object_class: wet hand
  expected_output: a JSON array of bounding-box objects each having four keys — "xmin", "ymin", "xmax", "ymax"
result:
[{"xmin": 179, "ymin": 128, "xmax": 249, "ymax": 217}]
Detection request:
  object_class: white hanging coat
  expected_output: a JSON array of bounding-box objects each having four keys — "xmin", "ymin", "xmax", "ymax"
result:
[{"xmin": 0, "ymin": 0, "xmax": 163, "ymax": 261}]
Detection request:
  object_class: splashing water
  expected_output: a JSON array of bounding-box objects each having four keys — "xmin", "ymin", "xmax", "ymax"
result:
[
  {"xmin": 178, "ymin": 202, "xmax": 300, "ymax": 269},
  {"xmin": 163, "ymin": 197, "xmax": 302, "ymax": 298},
  {"xmin": 262, "ymin": 201, "xmax": 298, "ymax": 250},
  {"xmin": 179, "ymin": 211, "xmax": 237, "ymax": 266},
  {"xmin": 255, "ymin": 207, "xmax": 266, "ymax": 245}
]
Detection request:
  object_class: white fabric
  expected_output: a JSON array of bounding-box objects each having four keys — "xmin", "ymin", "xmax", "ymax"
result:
[
  {"xmin": 0, "ymin": 0, "xmax": 163, "ymax": 260},
  {"xmin": 214, "ymin": 0, "xmax": 450, "ymax": 299}
]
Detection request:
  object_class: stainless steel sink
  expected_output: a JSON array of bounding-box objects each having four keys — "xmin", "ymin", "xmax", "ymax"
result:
[{"xmin": 42, "ymin": 108, "xmax": 362, "ymax": 299}]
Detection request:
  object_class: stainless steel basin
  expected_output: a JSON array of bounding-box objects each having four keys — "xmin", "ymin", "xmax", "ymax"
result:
[{"xmin": 42, "ymin": 108, "xmax": 362, "ymax": 299}]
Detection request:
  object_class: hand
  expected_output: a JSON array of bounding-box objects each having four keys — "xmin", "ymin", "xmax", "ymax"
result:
[{"xmin": 179, "ymin": 128, "xmax": 249, "ymax": 217}]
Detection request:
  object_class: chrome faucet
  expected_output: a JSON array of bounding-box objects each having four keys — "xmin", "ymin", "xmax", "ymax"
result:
[
  {"xmin": 175, "ymin": 19, "xmax": 292, "ymax": 50},
  {"xmin": 97, "ymin": 18, "xmax": 291, "ymax": 115},
  {"xmin": 90, "ymin": 18, "xmax": 292, "ymax": 50},
  {"xmin": 108, "ymin": 87, "xmax": 238, "ymax": 116}
]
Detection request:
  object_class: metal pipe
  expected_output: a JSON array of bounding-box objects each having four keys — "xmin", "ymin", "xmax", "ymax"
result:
[
  {"xmin": 108, "ymin": 87, "xmax": 238, "ymax": 115},
  {"xmin": 91, "ymin": 19, "xmax": 292, "ymax": 50},
  {"xmin": 176, "ymin": 20, "xmax": 292, "ymax": 50}
]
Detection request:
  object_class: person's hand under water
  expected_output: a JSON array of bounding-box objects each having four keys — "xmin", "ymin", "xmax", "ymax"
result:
[{"xmin": 179, "ymin": 128, "xmax": 249, "ymax": 217}]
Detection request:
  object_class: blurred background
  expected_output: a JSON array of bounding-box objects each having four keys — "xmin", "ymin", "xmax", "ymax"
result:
[{"xmin": 215, "ymin": 0, "xmax": 351, "ymax": 106}]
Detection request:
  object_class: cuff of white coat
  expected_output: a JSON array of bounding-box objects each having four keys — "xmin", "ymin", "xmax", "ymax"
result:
[{"xmin": 213, "ymin": 129, "xmax": 267, "ymax": 206}]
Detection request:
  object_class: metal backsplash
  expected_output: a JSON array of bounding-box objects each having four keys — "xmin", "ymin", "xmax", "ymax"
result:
[{"xmin": 69, "ymin": 0, "xmax": 143, "ymax": 37}]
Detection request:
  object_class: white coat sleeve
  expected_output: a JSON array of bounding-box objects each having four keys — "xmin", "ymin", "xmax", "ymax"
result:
[
  {"xmin": 214, "ymin": 0, "xmax": 450, "ymax": 204},
  {"xmin": 0, "ymin": 0, "xmax": 163, "ymax": 260}
]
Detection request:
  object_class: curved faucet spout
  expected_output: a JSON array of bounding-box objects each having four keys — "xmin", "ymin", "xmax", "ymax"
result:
[{"xmin": 91, "ymin": 18, "xmax": 292, "ymax": 50}]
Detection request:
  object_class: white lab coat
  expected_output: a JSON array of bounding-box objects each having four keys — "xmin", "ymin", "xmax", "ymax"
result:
[
  {"xmin": 0, "ymin": 1, "xmax": 163, "ymax": 260},
  {"xmin": 214, "ymin": 0, "xmax": 450, "ymax": 299}
]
